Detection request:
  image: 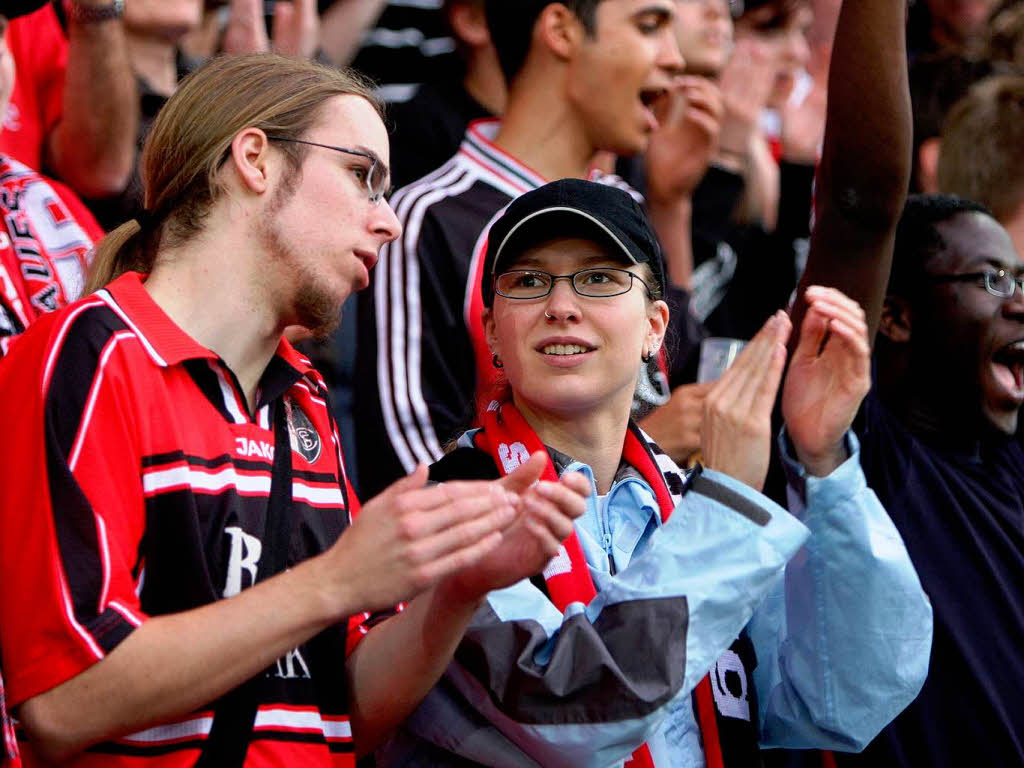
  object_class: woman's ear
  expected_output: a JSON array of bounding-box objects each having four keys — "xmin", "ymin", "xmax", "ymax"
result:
[
  {"xmin": 646, "ymin": 299, "xmax": 670, "ymax": 356},
  {"xmin": 483, "ymin": 307, "xmax": 499, "ymax": 358},
  {"xmin": 879, "ymin": 295, "xmax": 912, "ymax": 344}
]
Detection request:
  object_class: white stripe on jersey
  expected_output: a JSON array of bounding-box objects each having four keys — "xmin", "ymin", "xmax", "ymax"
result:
[
  {"xmin": 142, "ymin": 465, "xmax": 272, "ymax": 496},
  {"xmin": 141, "ymin": 465, "xmax": 345, "ymax": 509},
  {"xmin": 120, "ymin": 715, "xmax": 213, "ymax": 744},
  {"xmin": 212, "ymin": 362, "xmax": 248, "ymax": 425},
  {"xmin": 291, "ymin": 482, "xmax": 345, "ymax": 507},
  {"xmin": 398, "ymin": 169, "xmax": 482, "ymax": 463},
  {"xmin": 41, "ymin": 298, "xmax": 106, "ymax": 393},
  {"xmin": 68, "ymin": 331, "xmax": 135, "ymax": 471},
  {"xmin": 253, "ymin": 707, "xmax": 352, "ymax": 740},
  {"xmin": 376, "ymin": 161, "xmax": 469, "ymax": 472},
  {"xmin": 96, "ymin": 290, "xmax": 167, "ymax": 368}
]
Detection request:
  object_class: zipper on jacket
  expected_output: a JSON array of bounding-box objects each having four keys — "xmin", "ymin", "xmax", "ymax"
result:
[
  {"xmin": 603, "ymin": 533, "xmax": 616, "ymax": 575},
  {"xmin": 597, "ymin": 493, "xmax": 617, "ymax": 575}
]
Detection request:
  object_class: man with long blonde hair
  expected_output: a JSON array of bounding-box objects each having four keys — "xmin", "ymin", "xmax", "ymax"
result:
[{"xmin": 0, "ymin": 53, "xmax": 587, "ymax": 766}]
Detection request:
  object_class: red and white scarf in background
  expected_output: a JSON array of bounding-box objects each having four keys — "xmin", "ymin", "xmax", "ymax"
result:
[{"xmin": 0, "ymin": 155, "xmax": 99, "ymax": 357}]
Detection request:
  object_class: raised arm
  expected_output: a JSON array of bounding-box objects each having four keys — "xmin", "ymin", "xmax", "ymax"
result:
[
  {"xmin": 49, "ymin": 2, "xmax": 137, "ymax": 198},
  {"xmin": 752, "ymin": 288, "xmax": 931, "ymax": 750},
  {"xmin": 792, "ymin": 0, "xmax": 911, "ymax": 343}
]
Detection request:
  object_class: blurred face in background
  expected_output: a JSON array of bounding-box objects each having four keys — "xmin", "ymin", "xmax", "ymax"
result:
[
  {"xmin": 567, "ymin": 0, "xmax": 685, "ymax": 155},
  {"xmin": 925, "ymin": 0, "xmax": 998, "ymax": 46},
  {"xmin": 735, "ymin": 0, "xmax": 813, "ymax": 107},
  {"xmin": 674, "ymin": 0, "xmax": 734, "ymax": 78},
  {"xmin": 124, "ymin": 0, "xmax": 204, "ymax": 39}
]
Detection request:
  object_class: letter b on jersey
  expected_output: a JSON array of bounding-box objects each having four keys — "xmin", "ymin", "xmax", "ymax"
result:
[{"xmin": 223, "ymin": 526, "xmax": 263, "ymax": 597}]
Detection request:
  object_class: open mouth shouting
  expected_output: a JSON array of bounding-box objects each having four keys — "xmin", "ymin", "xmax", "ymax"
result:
[
  {"xmin": 991, "ymin": 339, "xmax": 1024, "ymax": 404},
  {"xmin": 639, "ymin": 87, "xmax": 669, "ymax": 131}
]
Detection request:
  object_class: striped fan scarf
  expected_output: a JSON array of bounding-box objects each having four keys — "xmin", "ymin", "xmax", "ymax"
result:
[{"xmin": 473, "ymin": 400, "xmax": 726, "ymax": 768}]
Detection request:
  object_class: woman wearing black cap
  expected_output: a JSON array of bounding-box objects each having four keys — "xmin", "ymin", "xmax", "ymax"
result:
[{"xmin": 377, "ymin": 179, "xmax": 931, "ymax": 768}]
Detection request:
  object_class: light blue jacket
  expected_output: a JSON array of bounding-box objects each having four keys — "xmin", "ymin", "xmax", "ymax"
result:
[{"xmin": 379, "ymin": 431, "xmax": 932, "ymax": 768}]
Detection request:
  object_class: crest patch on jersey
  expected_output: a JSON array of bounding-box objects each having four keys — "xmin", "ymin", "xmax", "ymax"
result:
[{"xmin": 287, "ymin": 400, "xmax": 322, "ymax": 464}]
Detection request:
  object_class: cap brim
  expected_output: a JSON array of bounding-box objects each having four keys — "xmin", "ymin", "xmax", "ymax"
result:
[{"xmin": 491, "ymin": 207, "xmax": 641, "ymax": 276}]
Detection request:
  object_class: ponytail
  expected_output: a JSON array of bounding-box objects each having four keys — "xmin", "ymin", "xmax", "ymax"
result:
[{"xmin": 84, "ymin": 218, "xmax": 155, "ymax": 294}]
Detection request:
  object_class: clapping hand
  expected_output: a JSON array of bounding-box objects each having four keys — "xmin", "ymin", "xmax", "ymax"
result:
[
  {"xmin": 782, "ymin": 286, "xmax": 871, "ymax": 476},
  {"xmin": 326, "ymin": 464, "xmax": 520, "ymax": 613},
  {"xmin": 701, "ymin": 311, "xmax": 792, "ymax": 490},
  {"xmin": 444, "ymin": 452, "xmax": 589, "ymax": 602}
]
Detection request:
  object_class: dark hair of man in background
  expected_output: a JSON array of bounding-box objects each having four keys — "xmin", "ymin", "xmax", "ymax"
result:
[{"xmin": 484, "ymin": 0, "xmax": 602, "ymax": 82}]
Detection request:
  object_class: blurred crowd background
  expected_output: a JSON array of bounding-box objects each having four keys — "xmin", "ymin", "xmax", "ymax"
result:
[
  {"xmin": 2, "ymin": 0, "xmax": 1023, "ymax": 485},
  {"xmin": 1, "ymin": 1, "xmax": 1023, "ymax": 765}
]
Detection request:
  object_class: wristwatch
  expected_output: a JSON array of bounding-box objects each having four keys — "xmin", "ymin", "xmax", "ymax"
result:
[{"xmin": 64, "ymin": 0, "xmax": 125, "ymax": 24}]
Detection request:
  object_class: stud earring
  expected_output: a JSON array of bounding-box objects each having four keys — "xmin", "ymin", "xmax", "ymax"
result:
[{"xmin": 492, "ymin": 354, "xmax": 503, "ymax": 369}]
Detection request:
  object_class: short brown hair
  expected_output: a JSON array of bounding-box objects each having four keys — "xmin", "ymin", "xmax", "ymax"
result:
[
  {"xmin": 938, "ymin": 74, "xmax": 1024, "ymax": 222},
  {"xmin": 86, "ymin": 53, "xmax": 380, "ymax": 293},
  {"xmin": 986, "ymin": 3, "xmax": 1024, "ymax": 68}
]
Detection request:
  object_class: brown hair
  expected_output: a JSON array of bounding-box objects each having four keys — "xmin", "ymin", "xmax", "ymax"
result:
[
  {"xmin": 986, "ymin": 3, "xmax": 1024, "ymax": 68},
  {"xmin": 938, "ymin": 74, "xmax": 1024, "ymax": 222},
  {"xmin": 85, "ymin": 53, "xmax": 380, "ymax": 294}
]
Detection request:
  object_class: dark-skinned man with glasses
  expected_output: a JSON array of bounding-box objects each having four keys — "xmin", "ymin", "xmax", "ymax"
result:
[{"xmin": 830, "ymin": 194, "xmax": 1024, "ymax": 767}]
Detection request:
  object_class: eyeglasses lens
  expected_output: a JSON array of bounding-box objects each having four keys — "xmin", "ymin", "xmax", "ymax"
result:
[
  {"xmin": 367, "ymin": 161, "xmax": 387, "ymax": 202},
  {"xmin": 496, "ymin": 269, "xmax": 635, "ymax": 299},
  {"xmin": 987, "ymin": 272, "xmax": 1018, "ymax": 298},
  {"xmin": 573, "ymin": 269, "xmax": 633, "ymax": 296}
]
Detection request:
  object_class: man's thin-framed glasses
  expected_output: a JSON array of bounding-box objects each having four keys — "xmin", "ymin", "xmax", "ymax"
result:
[
  {"xmin": 264, "ymin": 136, "xmax": 390, "ymax": 203},
  {"xmin": 494, "ymin": 267, "xmax": 654, "ymax": 300},
  {"xmin": 926, "ymin": 269, "xmax": 1024, "ymax": 299}
]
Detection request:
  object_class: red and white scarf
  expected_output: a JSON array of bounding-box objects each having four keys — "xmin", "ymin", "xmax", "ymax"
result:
[
  {"xmin": 0, "ymin": 155, "xmax": 101, "ymax": 357},
  {"xmin": 471, "ymin": 400, "xmax": 726, "ymax": 768}
]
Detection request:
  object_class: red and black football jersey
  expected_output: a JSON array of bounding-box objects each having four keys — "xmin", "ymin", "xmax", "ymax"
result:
[{"xmin": 0, "ymin": 272, "xmax": 378, "ymax": 767}]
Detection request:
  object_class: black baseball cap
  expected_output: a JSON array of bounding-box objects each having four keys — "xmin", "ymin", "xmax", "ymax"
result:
[
  {"xmin": 1, "ymin": 1, "xmax": 50, "ymax": 20},
  {"xmin": 481, "ymin": 179, "xmax": 667, "ymax": 307}
]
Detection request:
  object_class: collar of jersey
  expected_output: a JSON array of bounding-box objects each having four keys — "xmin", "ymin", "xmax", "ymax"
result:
[
  {"xmin": 460, "ymin": 118, "xmax": 630, "ymax": 199},
  {"xmin": 104, "ymin": 271, "xmax": 316, "ymax": 379},
  {"xmin": 460, "ymin": 119, "xmax": 549, "ymax": 193}
]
